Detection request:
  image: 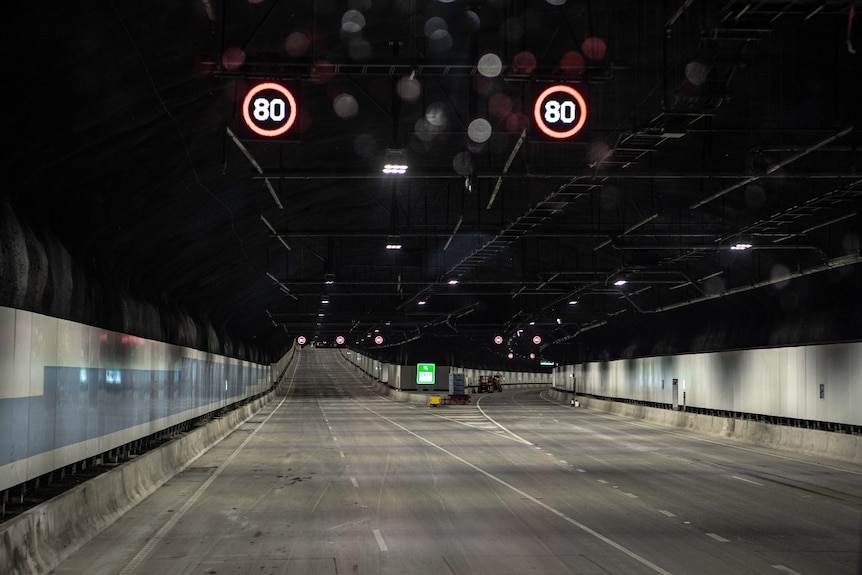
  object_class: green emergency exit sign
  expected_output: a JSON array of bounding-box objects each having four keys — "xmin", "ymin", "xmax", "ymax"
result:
[{"xmin": 416, "ymin": 363, "xmax": 435, "ymax": 385}]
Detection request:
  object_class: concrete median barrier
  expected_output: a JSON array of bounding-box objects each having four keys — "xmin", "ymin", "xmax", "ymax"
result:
[
  {"xmin": 547, "ymin": 389, "xmax": 861, "ymax": 464},
  {"xmin": 0, "ymin": 396, "xmax": 270, "ymax": 575}
]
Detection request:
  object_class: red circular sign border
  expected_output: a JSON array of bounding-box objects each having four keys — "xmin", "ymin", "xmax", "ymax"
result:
[
  {"xmin": 242, "ymin": 82, "xmax": 298, "ymax": 138},
  {"xmin": 533, "ymin": 85, "xmax": 588, "ymax": 139}
]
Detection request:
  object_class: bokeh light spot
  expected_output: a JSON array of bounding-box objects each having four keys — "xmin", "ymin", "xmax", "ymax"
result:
[
  {"xmin": 342, "ymin": 10, "xmax": 366, "ymax": 33},
  {"xmin": 581, "ymin": 37, "xmax": 607, "ymax": 60},
  {"xmin": 333, "ymin": 93, "xmax": 359, "ymax": 119},
  {"xmin": 560, "ymin": 51, "xmax": 585, "ymax": 77},
  {"xmin": 424, "ymin": 16, "xmax": 448, "ymax": 37},
  {"xmin": 222, "ymin": 46, "xmax": 246, "ymax": 70},
  {"xmin": 478, "ymin": 53, "xmax": 503, "ymax": 77},
  {"xmin": 452, "ymin": 151, "xmax": 473, "ymax": 176},
  {"xmin": 512, "ymin": 51, "xmax": 537, "ymax": 75},
  {"xmin": 468, "ymin": 118, "xmax": 493, "ymax": 143},
  {"xmin": 426, "ymin": 102, "xmax": 448, "ymax": 127},
  {"xmin": 347, "ymin": 37, "xmax": 372, "ymax": 60},
  {"xmin": 685, "ymin": 60, "xmax": 710, "ymax": 86},
  {"xmin": 464, "ymin": 10, "xmax": 481, "ymax": 30},
  {"xmin": 397, "ymin": 76, "xmax": 422, "ymax": 101},
  {"xmin": 428, "ymin": 29, "xmax": 453, "ymax": 52},
  {"xmin": 771, "ymin": 264, "xmax": 791, "ymax": 290},
  {"xmin": 285, "ymin": 32, "xmax": 310, "ymax": 57}
]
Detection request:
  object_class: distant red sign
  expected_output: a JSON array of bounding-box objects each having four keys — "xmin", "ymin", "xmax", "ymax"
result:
[
  {"xmin": 296, "ymin": 335, "xmax": 307, "ymax": 345},
  {"xmin": 335, "ymin": 335, "xmax": 345, "ymax": 345}
]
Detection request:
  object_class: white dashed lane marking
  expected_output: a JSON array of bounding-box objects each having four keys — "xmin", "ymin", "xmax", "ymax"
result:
[
  {"xmin": 373, "ymin": 529, "xmax": 389, "ymax": 552},
  {"xmin": 732, "ymin": 475, "xmax": 764, "ymax": 486}
]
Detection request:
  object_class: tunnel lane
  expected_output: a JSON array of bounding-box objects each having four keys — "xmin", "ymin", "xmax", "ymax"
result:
[{"xmin": 51, "ymin": 349, "xmax": 862, "ymax": 575}]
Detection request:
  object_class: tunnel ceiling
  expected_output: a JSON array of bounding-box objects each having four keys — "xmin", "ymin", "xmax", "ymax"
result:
[{"xmin": 7, "ymin": 1, "xmax": 862, "ymax": 363}]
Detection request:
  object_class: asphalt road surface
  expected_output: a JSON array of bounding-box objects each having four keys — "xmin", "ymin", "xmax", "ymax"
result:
[{"xmin": 52, "ymin": 348, "xmax": 862, "ymax": 575}]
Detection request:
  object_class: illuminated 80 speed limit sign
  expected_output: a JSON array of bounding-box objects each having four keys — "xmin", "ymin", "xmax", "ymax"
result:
[
  {"xmin": 533, "ymin": 85, "xmax": 587, "ymax": 139},
  {"xmin": 242, "ymin": 82, "xmax": 298, "ymax": 138}
]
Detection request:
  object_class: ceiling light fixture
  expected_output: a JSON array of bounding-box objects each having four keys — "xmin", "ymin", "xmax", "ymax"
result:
[
  {"xmin": 382, "ymin": 163, "xmax": 408, "ymax": 175},
  {"xmin": 730, "ymin": 242, "xmax": 753, "ymax": 251},
  {"xmin": 382, "ymin": 148, "xmax": 408, "ymax": 174},
  {"xmin": 385, "ymin": 235, "xmax": 402, "ymax": 250},
  {"xmin": 614, "ymin": 279, "xmax": 628, "ymax": 286}
]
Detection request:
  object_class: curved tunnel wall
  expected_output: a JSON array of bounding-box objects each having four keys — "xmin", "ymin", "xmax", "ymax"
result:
[
  {"xmin": 346, "ymin": 341, "xmax": 860, "ymax": 429},
  {"xmin": 0, "ymin": 306, "xmax": 276, "ymax": 493},
  {"xmin": 0, "ymin": 199, "xmax": 275, "ymax": 363},
  {"xmin": 553, "ymin": 342, "xmax": 862, "ymax": 427}
]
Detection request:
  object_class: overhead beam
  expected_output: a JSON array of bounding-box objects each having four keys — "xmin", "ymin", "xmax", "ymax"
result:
[
  {"xmin": 253, "ymin": 170, "xmax": 862, "ymax": 181},
  {"xmin": 689, "ymin": 127, "xmax": 854, "ymax": 210},
  {"xmin": 227, "ymin": 127, "xmax": 283, "ymax": 209}
]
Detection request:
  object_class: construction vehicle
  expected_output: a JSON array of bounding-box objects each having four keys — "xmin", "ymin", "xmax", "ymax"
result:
[
  {"xmin": 447, "ymin": 372, "xmax": 471, "ymax": 404},
  {"xmin": 477, "ymin": 374, "xmax": 503, "ymax": 393}
]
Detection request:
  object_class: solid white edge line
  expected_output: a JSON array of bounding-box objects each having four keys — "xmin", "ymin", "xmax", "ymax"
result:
[
  {"xmin": 475, "ymin": 394, "xmax": 534, "ymax": 445},
  {"xmin": 119, "ymin": 355, "xmax": 302, "ymax": 574}
]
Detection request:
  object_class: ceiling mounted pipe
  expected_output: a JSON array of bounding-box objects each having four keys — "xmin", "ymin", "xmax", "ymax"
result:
[
  {"xmin": 638, "ymin": 252, "xmax": 862, "ymax": 314},
  {"xmin": 689, "ymin": 127, "xmax": 854, "ymax": 210}
]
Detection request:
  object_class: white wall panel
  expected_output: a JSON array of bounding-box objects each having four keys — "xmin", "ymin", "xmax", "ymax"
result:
[
  {"xmin": 0, "ymin": 307, "xmax": 16, "ymax": 399},
  {"xmin": 851, "ymin": 346, "xmax": 862, "ymax": 426},
  {"xmin": 13, "ymin": 311, "xmax": 34, "ymax": 399},
  {"xmin": 0, "ymin": 307, "xmax": 276, "ymax": 493},
  {"xmin": 30, "ymin": 313, "xmax": 58, "ymax": 398},
  {"xmin": 561, "ymin": 341, "xmax": 861, "ymax": 426},
  {"xmin": 825, "ymin": 345, "xmax": 852, "ymax": 423}
]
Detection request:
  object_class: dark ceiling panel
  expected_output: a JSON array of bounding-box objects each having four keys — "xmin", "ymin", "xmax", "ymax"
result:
[{"xmin": 5, "ymin": 0, "xmax": 861, "ymax": 365}]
